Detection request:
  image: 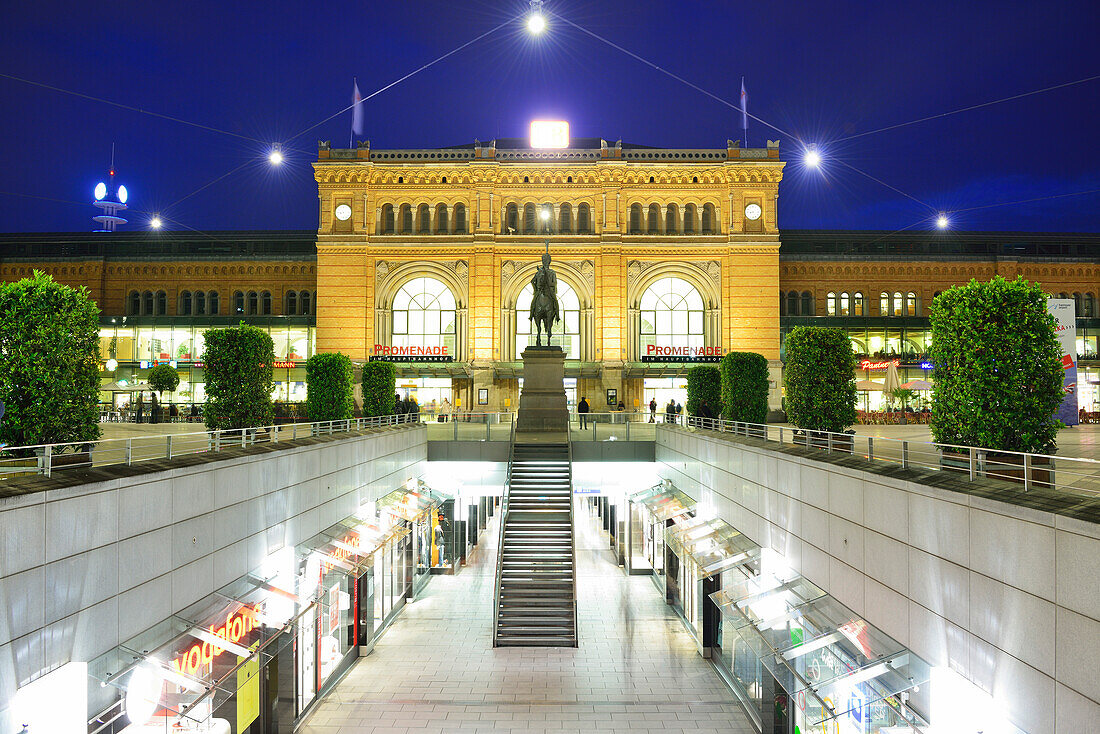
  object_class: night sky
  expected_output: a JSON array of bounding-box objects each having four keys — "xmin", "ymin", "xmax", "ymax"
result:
[{"xmin": 1, "ymin": 0, "xmax": 1098, "ymax": 234}]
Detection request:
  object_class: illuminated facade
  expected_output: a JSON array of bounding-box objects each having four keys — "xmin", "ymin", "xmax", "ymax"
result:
[{"xmin": 313, "ymin": 136, "xmax": 785, "ymax": 410}]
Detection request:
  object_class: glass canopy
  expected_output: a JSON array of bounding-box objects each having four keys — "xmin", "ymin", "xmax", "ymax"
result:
[
  {"xmin": 376, "ymin": 478, "xmax": 451, "ymax": 522},
  {"xmin": 665, "ymin": 516, "xmax": 760, "ymax": 579},
  {"xmin": 628, "ymin": 479, "xmax": 697, "ymax": 522},
  {"xmin": 711, "ymin": 573, "xmax": 930, "ymax": 726}
]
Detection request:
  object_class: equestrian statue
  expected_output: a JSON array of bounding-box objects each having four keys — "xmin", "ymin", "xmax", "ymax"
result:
[{"xmin": 528, "ymin": 240, "xmax": 560, "ymax": 347}]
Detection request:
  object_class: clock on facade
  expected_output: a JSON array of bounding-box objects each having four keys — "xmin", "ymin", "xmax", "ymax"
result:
[
  {"xmin": 744, "ymin": 203, "xmax": 762, "ymax": 221},
  {"xmin": 334, "ymin": 204, "xmax": 352, "ymax": 221}
]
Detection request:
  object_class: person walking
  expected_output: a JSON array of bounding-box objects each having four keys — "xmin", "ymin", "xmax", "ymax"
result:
[
  {"xmin": 665, "ymin": 399, "xmax": 676, "ymax": 424},
  {"xmin": 577, "ymin": 396, "xmax": 590, "ymax": 429},
  {"xmin": 674, "ymin": 401, "xmax": 683, "ymax": 425},
  {"xmin": 649, "ymin": 398, "xmax": 657, "ymax": 423},
  {"xmin": 440, "ymin": 397, "xmax": 452, "ymax": 423}
]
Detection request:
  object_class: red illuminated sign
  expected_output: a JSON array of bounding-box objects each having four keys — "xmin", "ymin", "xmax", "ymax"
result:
[
  {"xmin": 859, "ymin": 359, "xmax": 899, "ymax": 371},
  {"xmin": 171, "ymin": 606, "xmax": 260, "ymax": 677}
]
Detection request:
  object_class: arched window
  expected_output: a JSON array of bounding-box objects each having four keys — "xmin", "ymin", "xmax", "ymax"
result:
[
  {"xmin": 892, "ymin": 292, "xmax": 903, "ymax": 317},
  {"xmin": 417, "ymin": 204, "xmax": 430, "ymax": 233},
  {"xmin": 233, "ymin": 291, "xmax": 245, "ymax": 315},
  {"xmin": 684, "ymin": 204, "xmax": 697, "ymax": 234},
  {"xmin": 207, "ymin": 291, "xmax": 219, "ymax": 315},
  {"xmin": 539, "ymin": 203, "xmax": 554, "ymax": 234},
  {"xmin": 906, "ymin": 292, "xmax": 918, "ymax": 316},
  {"xmin": 853, "ymin": 292, "xmax": 864, "ymax": 316},
  {"xmin": 1058, "ymin": 292, "xmax": 1070, "ymax": 299},
  {"xmin": 128, "ymin": 291, "xmax": 140, "ymax": 316},
  {"xmin": 840, "ymin": 292, "xmax": 850, "ymax": 316},
  {"xmin": 880, "ymin": 292, "xmax": 890, "ymax": 316},
  {"xmin": 179, "ymin": 290, "xmax": 192, "ymax": 316},
  {"xmin": 504, "ymin": 203, "xmax": 518, "ymax": 234},
  {"xmin": 827, "ymin": 292, "xmax": 837, "ymax": 316},
  {"xmin": 454, "ymin": 203, "xmax": 467, "ymax": 233},
  {"xmin": 702, "ymin": 204, "xmax": 716, "ymax": 234},
  {"xmin": 629, "ymin": 204, "xmax": 643, "ymax": 234},
  {"xmin": 1073, "ymin": 293, "xmax": 1083, "ymax": 315},
  {"xmin": 261, "ymin": 291, "xmax": 272, "ymax": 315},
  {"xmin": 801, "ymin": 291, "xmax": 814, "ymax": 316},
  {"xmin": 381, "ymin": 204, "xmax": 395, "ymax": 234},
  {"xmin": 195, "ymin": 291, "xmax": 206, "ymax": 316},
  {"xmin": 400, "ymin": 204, "xmax": 413, "ymax": 234},
  {"xmin": 786, "ymin": 291, "xmax": 799, "ymax": 316},
  {"xmin": 392, "ymin": 278, "xmax": 457, "ymax": 355},
  {"xmin": 639, "ymin": 277, "xmax": 705, "ymax": 355},
  {"xmin": 248, "ymin": 291, "xmax": 259, "ymax": 315},
  {"xmin": 665, "ymin": 204, "xmax": 679, "ymax": 234},
  {"xmin": 285, "ymin": 291, "xmax": 298, "ymax": 315},
  {"xmin": 517, "ymin": 279, "xmax": 581, "ymax": 358},
  {"xmin": 559, "ymin": 203, "xmax": 572, "ymax": 233},
  {"xmin": 155, "ymin": 291, "xmax": 167, "ymax": 315},
  {"xmin": 1083, "ymin": 293, "xmax": 1096, "ymax": 317},
  {"xmin": 577, "ymin": 203, "xmax": 590, "ymax": 233},
  {"xmin": 524, "ymin": 203, "xmax": 537, "ymax": 233},
  {"xmin": 647, "ymin": 204, "xmax": 660, "ymax": 234},
  {"xmin": 435, "ymin": 204, "xmax": 448, "ymax": 233},
  {"xmin": 300, "ymin": 291, "xmax": 311, "ymax": 315},
  {"xmin": 142, "ymin": 290, "xmax": 154, "ymax": 315}
]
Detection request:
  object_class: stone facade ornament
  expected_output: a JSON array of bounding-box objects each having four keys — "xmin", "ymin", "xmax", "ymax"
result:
[
  {"xmin": 707, "ymin": 260, "xmax": 721, "ymax": 285},
  {"xmin": 375, "ymin": 260, "xmax": 390, "ymax": 279},
  {"xmin": 454, "ymin": 260, "xmax": 468, "ymax": 279},
  {"xmin": 502, "ymin": 261, "xmax": 516, "ymax": 280},
  {"xmin": 580, "ymin": 260, "xmax": 595, "ymax": 285}
]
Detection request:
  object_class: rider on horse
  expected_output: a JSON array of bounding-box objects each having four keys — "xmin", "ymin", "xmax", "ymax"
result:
[{"xmin": 529, "ymin": 241, "xmax": 560, "ymax": 346}]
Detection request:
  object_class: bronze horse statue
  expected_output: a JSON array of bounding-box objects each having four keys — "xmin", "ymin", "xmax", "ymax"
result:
[{"xmin": 529, "ymin": 241, "xmax": 560, "ymax": 347}]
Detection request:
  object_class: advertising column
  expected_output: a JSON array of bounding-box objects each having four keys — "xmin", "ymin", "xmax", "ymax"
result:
[{"xmin": 1047, "ymin": 298, "xmax": 1079, "ymax": 426}]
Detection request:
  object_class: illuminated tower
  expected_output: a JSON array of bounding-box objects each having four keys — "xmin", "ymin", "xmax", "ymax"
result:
[{"xmin": 92, "ymin": 147, "xmax": 128, "ymax": 232}]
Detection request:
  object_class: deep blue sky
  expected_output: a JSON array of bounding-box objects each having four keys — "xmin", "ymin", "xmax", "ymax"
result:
[{"xmin": 1, "ymin": 0, "xmax": 1098, "ymax": 233}]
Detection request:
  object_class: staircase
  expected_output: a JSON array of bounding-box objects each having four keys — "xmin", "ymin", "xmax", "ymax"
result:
[{"xmin": 493, "ymin": 441, "xmax": 578, "ymax": 647}]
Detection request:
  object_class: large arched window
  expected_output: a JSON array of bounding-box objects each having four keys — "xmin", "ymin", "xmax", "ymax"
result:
[
  {"xmin": 435, "ymin": 204, "xmax": 448, "ymax": 233},
  {"xmin": 786, "ymin": 291, "xmax": 798, "ymax": 316},
  {"xmin": 128, "ymin": 291, "xmax": 140, "ymax": 316},
  {"xmin": 285, "ymin": 291, "xmax": 297, "ymax": 315},
  {"xmin": 247, "ymin": 291, "xmax": 259, "ymax": 316},
  {"xmin": 524, "ymin": 203, "xmax": 537, "ymax": 233},
  {"xmin": 300, "ymin": 291, "xmax": 311, "ymax": 315},
  {"xmin": 639, "ymin": 277, "xmax": 705, "ymax": 354},
  {"xmin": 392, "ymin": 278, "xmax": 457, "ymax": 354},
  {"xmin": 155, "ymin": 291, "xmax": 167, "ymax": 315},
  {"xmin": 261, "ymin": 291, "xmax": 272, "ymax": 315},
  {"xmin": 853, "ymin": 292, "xmax": 864, "ymax": 316},
  {"xmin": 577, "ymin": 203, "xmax": 591, "ymax": 233},
  {"xmin": 892, "ymin": 292, "xmax": 903, "ymax": 317},
  {"xmin": 906, "ymin": 292, "xmax": 918, "ymax": 316},
  {"xmin": 665, "ymin": 204, "xmax": 679, "ymax": 234},
  {"xmin": 179, "ymin": 290, "xmax": 193, "ymax": 316},
  {"xmin": 142, "ymin": 290, "xmax": 154, "ymax": 316},
  {"xmin": 380, "ymin": 204, "xmax": 395, "ymax": 234},
  {"xmin": 454, "ymin": 203, "xmax": 467, "ymax": 233},
  {"xmin": 516, "ymin": 279, "xmax": 581, "ymax": 358},
  {"xmin": 701, "ymin": 204, "xmax": 716, "ymax": 234},
  {"xmin": 400, "ymin": 204, "xmax": 413, "ymax": 234},
  {"xmin": 880, "ymin": 292, "xmax": 890, "ymax": 316},
  {"xmin": 1083, "ymin": 292, "xmax": 1096, "ymax": 317},
  {"xmin": 629, "ymin": 204, "xmax": 643, "ymax": 234},
  {"xmin": 233, "ymin": 291, "xmax": 245, "ymax": 315},
  {"xmin": 840, "ymin": 291, "xmax": 851, "ymax": 316},
  {"xmin": 827, "ymin": 291, "xmax": 837, "ymax": 316},
  {"xmin": 683, "ymin": 204, "xmax": 697, "ymax": 234},
  {"xmin": 800, "ymin": 291, "xmax": 814, "ymax": 316},
  {"xmin": 417, "ymin": 204, "xmax": 430, "ymax": 233}
]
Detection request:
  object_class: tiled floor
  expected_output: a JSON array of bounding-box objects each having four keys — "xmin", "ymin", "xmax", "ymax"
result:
[{"xmin": 299, "ymin": 502, "xmax": 755, "ymax": 733}]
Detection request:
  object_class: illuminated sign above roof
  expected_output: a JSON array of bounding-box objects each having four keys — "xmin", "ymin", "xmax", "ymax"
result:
[{"xmin": 530, "ymin": 120, "xmax": 569, "ymax": 149}]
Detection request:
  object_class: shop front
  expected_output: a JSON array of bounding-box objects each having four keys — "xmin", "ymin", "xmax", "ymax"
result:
[
  {"xmin": 625, "ymin": 480, "xmax": 697, "ymax": 587},
  {"xmin": 376, "ymin": 479, "xmax": 460, "ymax": 583}
]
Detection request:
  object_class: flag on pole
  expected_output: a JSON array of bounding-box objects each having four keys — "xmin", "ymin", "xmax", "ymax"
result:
[
  {"xmin": 351, "ymin": 78, "xmax": 364, "ymax": 137},
  {"xmin": 740, "ymin": 77, "xmax": 748, "ymax": 145}
]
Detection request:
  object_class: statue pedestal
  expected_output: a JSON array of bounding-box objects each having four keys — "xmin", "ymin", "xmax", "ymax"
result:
[{"xmin": 516, "ymin": 347, "xmax": 568, "ymax": 434}]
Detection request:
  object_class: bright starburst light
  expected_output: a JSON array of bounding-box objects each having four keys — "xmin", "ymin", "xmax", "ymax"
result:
[
  {"xmin": 268, "ymin": 148, "xmax": 283, "ymax": 165},
  {"xmin": 936, "ymin": 213, "xmax": 949, "ymax": 229},
  {"xmin": 527, "ymin": 0, "xmax": 546, "ymax": 34},
  {"xmin": 150, "ymin": 216, "xmax": 162, "ymax": 229},
  {"xmin": 804, "ymin": 148, "xmax": 821, "ymax": 168}
]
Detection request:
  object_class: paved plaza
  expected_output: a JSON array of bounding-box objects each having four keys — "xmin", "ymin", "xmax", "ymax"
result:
[{"xmin": 297, "ymin": 505, "xmax": 754, "ymax": 734}]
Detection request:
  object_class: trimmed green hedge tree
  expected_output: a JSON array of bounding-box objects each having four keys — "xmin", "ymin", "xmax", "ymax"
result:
[
  {"xmin": 783, "ymin": 327, "xmax": 857, "ymax": 433},
  {"xmin": 720, "ymin": 351, "xmax": 770, "ymax": 423},
  {"xmin": 201, "ymin": 323, "xmax": 275, "ymax": 430},
  {"xmin": 306, "ymin": 353, "xmax": 354, "ymax": 421},
  {"xmin": 148, "ymin": 364, "xmax": 180, "ymax": 396},
  {"xmin": 361, "ymin": 361, "xmax": 396, "ymax": 416},
  {"xmin": 685, "ymin": 365, "xmax": 721, "ymax": 417},
  {"xmin": 0, "ymin": 271, "xmax": 102, "ymax": 448},
  {"xmin": 929, "ymin": 276, "xmax": 1064, "ymax": 453}
]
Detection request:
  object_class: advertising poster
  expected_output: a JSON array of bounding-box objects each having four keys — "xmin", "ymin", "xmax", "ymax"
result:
[
  {"xmin": 236, "ymin": 643, "xmax": 260, "ymax": 731},
  {"xmin": 1047, "ymin": 299, "xmax": 1079, "ymax": 426}
]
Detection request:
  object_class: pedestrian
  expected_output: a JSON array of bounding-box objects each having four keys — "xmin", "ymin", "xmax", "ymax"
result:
[
  {"xmin": 674, "ymin": 402, "xmax": 683, "ymax": 425},
  {"xmin": 151, "ymin": 393, "xmax": 159, "ymax": 424},
  {"xmin": 136, "ymin": 393, "xmax": 144, "ymax": 424},
  {"xmin": 617, "ymin": 400, "xmax": 625, "ymax": 411},
  {"xmin": 169, "ymin": 403, "xmax": 179, "ymax": 422},
  {"xmin": 665, "ymin": 399, "xmax": 676, "ymax": 424},
  {"xmin": 394, "ymin": 393, "xmax": 405, "ymax": 416},
  {"xmin": 578, "ymin": 396, "xmax": 590, "ymax": 429},
  {"xmin": 649, "ymin": 398, "xmax": 657, "ymax": 423},
  {"xmin": 440, "ymin": 397, "xmax": 452, "ymax": 423}
]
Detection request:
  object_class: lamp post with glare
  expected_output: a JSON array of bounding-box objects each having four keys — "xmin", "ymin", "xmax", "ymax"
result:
[
  {"xmin": 804, "ymin": 147, "xmax": 821, "ymax": 168},
  {"xmin": 527, "ymin": 0, "xmax": 546, "ymax": 34},
  {"xmin": 936, "ymin": 214, "xmax": 949, "ymax": 229}
]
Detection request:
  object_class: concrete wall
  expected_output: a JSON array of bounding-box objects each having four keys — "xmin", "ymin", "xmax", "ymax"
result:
[
  {"xmin": 0, "ymin": 425, "xmax": 426, "ymax": 731},
  {"xmin": 656, "ymin": 425, "xmax": 1099, "ymax": 734}
]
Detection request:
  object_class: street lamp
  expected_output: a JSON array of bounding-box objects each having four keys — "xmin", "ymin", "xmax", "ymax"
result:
[
  {"xmin": 150, "ymin": 217, "xmax": 162, "ymax": 229},
  {"xmin": 936, "ymin": 213, "xmax": 949, "ymax": 229},
  {"xmin": 804, "ymin": 147, "xmax": 821, "ymax": 168},
  {"xmin": 268, "ymin": 146, "xmax": 283, "ymax": 165},
  {"xmin": 527, "ymin": 0, "xmax": 546, "ymax": 34}
]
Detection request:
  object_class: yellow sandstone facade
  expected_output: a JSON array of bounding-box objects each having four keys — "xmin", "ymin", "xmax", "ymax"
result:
[{"xmin": 312, "ymin": 137, "xmax": 785, "ymax": 411}]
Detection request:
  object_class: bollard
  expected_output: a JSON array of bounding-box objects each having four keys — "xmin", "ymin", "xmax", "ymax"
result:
[
  {"xmin": 968, "ymin": 447, "xmax": 976, "ymax": 480},
  {"xmin": 901, "ymin": 441, "xmax": 909, "ymax": 469},
  {"xmin": 43, "ymin": 445, "xmax": 52, "ymax": 477},
  {"xmin": 126, "ymin": 438, "xmax": 133, "ymax": 465},
  {"xmin": 1023, "ymin": 453, "xmax": 1031, "ymax": 492},
  {"xmin": 867, "ymin": 437, "xmax": 874, "ymax": 462},
  {"xmin": 166, "ymin": 435, "xmax": 173, "ymax": 461}
]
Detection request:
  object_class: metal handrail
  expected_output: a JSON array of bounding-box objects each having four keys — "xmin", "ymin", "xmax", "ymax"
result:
[
  {"xmin": 0, "ymin": 413, "xmax": 421, "ymax": 479},
  {"xmin": 665, "ymin": 415, "xmax": 1100, "ymax": 497},
  {"xmin": 491, "ymin": 418, "xmax": 517, "ymax": 646},
  {"xmin": 566, "ymin": 434, "xmax": 579, "ymax": 647}
]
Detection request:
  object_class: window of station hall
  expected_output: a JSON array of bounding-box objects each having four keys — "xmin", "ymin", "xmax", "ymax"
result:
[
  {"xmin": 639, "ymin": 277, "xmax": 705, "ymax": 353},
  {"xmin": 391, "ymin": 277, "xmax": 457, "ymax": 354},
  {"xmin": 516, "ymin": 280, "xmax": 581, "ymax": 359}
]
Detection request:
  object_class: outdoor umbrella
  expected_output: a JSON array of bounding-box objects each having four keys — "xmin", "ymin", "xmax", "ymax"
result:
[
  {"xmin": 901, "ymin": 379, "xmax": 933, "ymax": 390},
  {"xmin": 883, "ymin": 361, "xmax": 901, "ymax": 394},
  {"xmin": 855, "ymin": 380, "xmax": 884, "ymax": 391}
]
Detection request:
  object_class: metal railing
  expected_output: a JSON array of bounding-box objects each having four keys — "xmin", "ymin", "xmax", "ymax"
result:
[
  {"xmin": 491, "ymin": 418, "xmax": 518, "ymax": 646},
  {"xmin": 665, "ymin": 415, "xmax": 1100, "ymax": 498},
  {"xmin": 0, "ymin": 413, "xmax": 420, "ymax": 480},
  {"xmin": 426, "ymin": 411, "xmax": 658, "ymax": 441},
  {"xmin": 566, "ymin": 435, "xmax": 579, "ymax": 646}
]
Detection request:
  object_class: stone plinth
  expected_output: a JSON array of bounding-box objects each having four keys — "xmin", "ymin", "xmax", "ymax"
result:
[{"xmin": 516, "ymin": 347, "xmax": 568, "ymax": 433}]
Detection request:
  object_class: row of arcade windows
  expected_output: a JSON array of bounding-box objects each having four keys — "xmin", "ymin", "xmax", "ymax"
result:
[
  {"xmin": 628, "ymin": 203, "xmax": 718, "ymax": 235},
  {"xmin": 128, "ymin": 290, "xmax": 314, "ymax": 316},
  {"xmin": 827, "ymin": 291, "xmax": 920, "ymax": 317},
  {"xmin": 505, "ymin": 203, "xmax": 593, "ymax": 234},
  {"xmin": 379, "ymin": 203, "xmax": 467, "ymax": 235}
]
